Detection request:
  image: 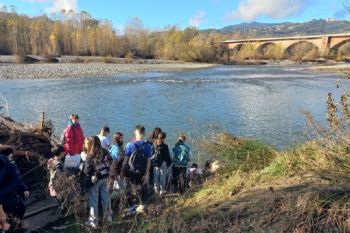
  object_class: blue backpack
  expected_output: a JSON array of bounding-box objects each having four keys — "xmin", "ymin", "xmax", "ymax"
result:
[{"xmin": 173, "ymin": 143, "xmax": 190, "ymax": 167}]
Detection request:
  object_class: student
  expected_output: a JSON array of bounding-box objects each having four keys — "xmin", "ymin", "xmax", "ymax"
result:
[
  {"xmin": 147, "ymin": 127, "xmax": 162, "ymax": 145},
  {"xmin": 121, "ymin": 125, "xmax": 152, "ymax": 215},
  {"xmin": 0, "ymin": 153, "xmax": 22, "ymax": 232},
  {"xmin": 109, "ymin": 132, "xmax": 126, "ymax": 212},
  {"xmin": 48, "ymin": 145, "xmax": 65, "ymax": 200},
  {"xmin": 172, "ymin": 134, "xmax": 191, "ymax": 194},
  {"xmin": 82, "ymin": 136, "xmax": 112, "ymax": 228},
  {"xmin": 109, "ymin": 132, "xmax": 125, "ymax": 161},
  {"xmin": 0, "ymin": 146, "xmax": 29, "ymax": 226},
  {"xmin": 152, "ymin": 132, "xmax": 172, "ymax": 195},
  {"xmin": 97, "ymin": 126, "xmax": 110, "ymax": 150},
  {"xmin": 147, "ymin": 127, "xmax": 162, "ymax": 190},
  {"xmin": 63, "ymin": 114, "xmax": 84, "ymax": 169}
]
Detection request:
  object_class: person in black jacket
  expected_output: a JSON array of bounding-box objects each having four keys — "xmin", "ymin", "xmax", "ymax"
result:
[
  {"xmin": 82, "ymin": 136, "xmax": 113, "ymax": 229},
  {"xmin": 151, "ymin": 132, "xmax": 172, "ymax": 195},
  {"xmin": 0, "ymin": 154, "xmax": 21, "ymax": 232}
]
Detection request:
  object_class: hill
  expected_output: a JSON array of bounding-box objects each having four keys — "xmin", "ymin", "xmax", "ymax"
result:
[{"xmin": 204, "ymin": 19, "xmax": 350, "ymax": 39}]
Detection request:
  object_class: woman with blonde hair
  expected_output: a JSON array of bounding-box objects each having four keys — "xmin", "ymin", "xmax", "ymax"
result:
[{"xmin": 82, "ymin": 136, "xmax": 112, "ymax": 228}]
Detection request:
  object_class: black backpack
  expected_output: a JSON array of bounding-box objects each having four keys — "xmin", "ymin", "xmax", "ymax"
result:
[{"xmin": 128, "ymin": 143, "xmax": 147, "ymax": 175}]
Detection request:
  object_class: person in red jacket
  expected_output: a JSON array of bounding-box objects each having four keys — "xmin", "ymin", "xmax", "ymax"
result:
[{"xmin": 63, "ymin": 114, "xmax": 85, "ymax": 169}]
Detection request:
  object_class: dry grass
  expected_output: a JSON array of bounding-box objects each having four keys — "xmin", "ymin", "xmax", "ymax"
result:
[{"xmin": 131, "ymin": 133, "xmax": 350, "ymax": 233}]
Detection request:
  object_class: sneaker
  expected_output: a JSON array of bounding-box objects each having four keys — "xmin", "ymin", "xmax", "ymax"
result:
[
  {"xmin": 85, "ymin": 221, "xmax": 97, "ymax": 229},
  {"xmin": 136, "ymin": 205, "xmax": 146, "ymax": 214}
]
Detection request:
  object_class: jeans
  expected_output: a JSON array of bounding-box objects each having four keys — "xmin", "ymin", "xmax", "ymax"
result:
[
  {"xmin": 153, "ymin": 164, "xmax": 168, "ymax": 193},
  {"xmin": 88, "ymin": 178, "xmax": 112, "ymax": 224}
]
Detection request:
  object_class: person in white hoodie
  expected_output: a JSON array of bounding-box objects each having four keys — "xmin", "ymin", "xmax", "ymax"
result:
[{"xmin": 97, "ymin": 126, "xmax": 110, "ymax": 150}]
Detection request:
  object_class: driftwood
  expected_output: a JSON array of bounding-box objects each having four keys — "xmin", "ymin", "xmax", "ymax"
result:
[{"xmin": 0, "ymin": 115, "xmax": 61, "ymax": 231}]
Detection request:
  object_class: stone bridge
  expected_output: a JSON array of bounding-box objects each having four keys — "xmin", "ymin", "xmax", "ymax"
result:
[{"xmin": 222, "ymin": 33, "xmax": 350, "ymax": 58}]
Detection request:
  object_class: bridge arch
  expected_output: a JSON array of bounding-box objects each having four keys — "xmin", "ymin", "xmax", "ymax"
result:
[
  {"xmin": 256, "ymin": 42, "xmax": 283, "ymax": 59},
  {"xmin": 329, "ymin": 39, "xmax": 350, "ymax": 58},
  {"xmin": 285, "ymin": 41, "xmax": 320, "ymax": 60}
]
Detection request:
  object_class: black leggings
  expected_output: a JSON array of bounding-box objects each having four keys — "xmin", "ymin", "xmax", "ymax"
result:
[
  {"xmin": 125, "ymin": 172, "xmax": 148, "ymax": 207},
  {"xmin": 172, "ymin": 167, "xmax": 187, "ymax": 192}
]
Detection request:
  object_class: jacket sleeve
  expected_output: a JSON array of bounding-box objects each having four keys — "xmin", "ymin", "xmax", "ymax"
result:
[
  {"xmin": 64, "ymin": 126, "xmax": 73, "ymax": 154},
  {"xmin": 12, "ymin": 163, "xmax": 28, "ymax": 195},
  {"xmin": 0, "ymin": 161, "xmax": 21, "ymax": 204},
  {"xmin": 78, "ymin": 126, "xmax": 85, "ymax": 150}
]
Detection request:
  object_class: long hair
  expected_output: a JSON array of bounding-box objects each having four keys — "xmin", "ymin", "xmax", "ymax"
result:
[
  {"xmin": 113, "ymin": 132, "xmax": 123, "ymax": 145},
  {"xmin": 85, "ymin": 136, "xmax": 103, "ymax": 160},
  {"xmin": 150, "ymin": 127, "xmax": 162, "ymax": 140}
]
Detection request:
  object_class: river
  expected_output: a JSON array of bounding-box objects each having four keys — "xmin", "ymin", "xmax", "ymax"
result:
[{"xmin": 0, "ymin": 64, "xmax": 344, "ymax": 156}]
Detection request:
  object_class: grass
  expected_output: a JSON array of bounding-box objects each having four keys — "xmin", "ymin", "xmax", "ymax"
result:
[{"xmin": 140, "ymin": 134, "xmax": 350, "ymax": 233}]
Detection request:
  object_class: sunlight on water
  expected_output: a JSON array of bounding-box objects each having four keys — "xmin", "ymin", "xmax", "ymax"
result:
[{"xmin": 0, "ymin": 65, "xmax": 344, "ymax": 153}]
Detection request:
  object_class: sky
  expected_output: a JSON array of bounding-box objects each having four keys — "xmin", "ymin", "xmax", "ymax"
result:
[{"xmin": 0, "ymin": 0, "xmax": 348, "ymax": 30}]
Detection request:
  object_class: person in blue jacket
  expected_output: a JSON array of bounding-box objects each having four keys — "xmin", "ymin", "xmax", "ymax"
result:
[{"xmin": 0, "ymin": 146, "xmax": 29, "ymax": 228}]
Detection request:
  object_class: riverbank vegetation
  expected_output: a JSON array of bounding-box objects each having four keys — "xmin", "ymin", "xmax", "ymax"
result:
[
  {"xmin": 1, "ymin": 7, "xmax": 350, "ymax": 64},
  {"xmin": 0, "ymin": 9, "xmax": 224, "ymax": 62}
]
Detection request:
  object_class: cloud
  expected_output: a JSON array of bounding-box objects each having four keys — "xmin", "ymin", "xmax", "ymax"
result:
[
  {"xmin": 228, "ymin": 0, "xmax": 308, "ymax": 21},
  {"xmin": 189, "ymin": 10, "xmax": 206, "ymax": 27},
  {"xmin": 26, "ymin": 0, "xmax": 78, "ymax": 13}
]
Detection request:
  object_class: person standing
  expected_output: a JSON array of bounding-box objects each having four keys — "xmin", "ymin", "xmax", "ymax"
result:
[
  {"xmin": 121, "ymin": 125, "xmax": 152, "ymax": 215},
  {"xmin": 63, "ymin": 114, "xmax": 84, "ymax": 170},
  {"xmin": 97, "ymin": 126, "xmax": 110, "ymax": 150},
  {"xmin": 0, "ymin": 153, "xmax": 22, "ymax": 232},
  {"xmin": 147, "ymin": 128, "xmax": 162, "ymax": 145},
  {"xmin": 82, "ymin": 136, "xmax": 112, "ymax": 228},
  {"xmin": 172, "ymin": 134, "xmax": 191, "ymax": 194},
  {"xmin": 109, "ymin": 132, "xmax": 126, "ymax": 212},
  {"xmin": 0, "ymin": 146, "xmax": 29, "ymax": 227},
  {"xmin": 152, "ymin": 132, "xmax": 172, "ymax": 195}
]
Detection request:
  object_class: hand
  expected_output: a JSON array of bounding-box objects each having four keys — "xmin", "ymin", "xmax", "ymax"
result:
[
  {"xmin": 24, "ymin": 191, "xmax": 30, "ymax": 198},
  {"xmin": 91, "ymin": 176, "xmax": 97, "ymax": 184},
  {"xmin": 0, "ymin": 205, "xmax": 9, "ymax": 231},
  {"xmin": 142, "ymin": 174, "xmax": 149, "ymax": 185}
]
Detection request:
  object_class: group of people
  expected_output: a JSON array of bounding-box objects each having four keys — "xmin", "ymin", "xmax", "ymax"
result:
[{"xmin": 47, "ymin": 114, "xmax": 195, "ymax": 229}]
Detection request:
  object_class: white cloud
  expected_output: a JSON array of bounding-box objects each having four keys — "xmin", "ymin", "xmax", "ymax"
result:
[
  {"xmin": 228, "ymin": 0, "xmax": 308, "ymax": 22},
  {"xmin": 47, "ymin": 0, "xmax": 78, "ymax": 13},
  {"xmin": 189, "ymin": 10, "xmax": 206, "ymax": 27},
  {"xmin": 26, "ymin": 0, "xmax": 78, "ymax": 13}
]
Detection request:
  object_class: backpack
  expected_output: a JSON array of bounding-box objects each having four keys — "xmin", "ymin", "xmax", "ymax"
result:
[
  {"xmin": 128, "ymin": 143, "xmax": 147, "ymax": 175},
  {"xmin": 173, "ymin": 144, "xmax": 190, "ymax": 167}
]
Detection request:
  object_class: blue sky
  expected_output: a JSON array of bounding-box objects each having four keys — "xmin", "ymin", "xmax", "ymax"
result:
[{"xmin": 0, "ymin": 0, "xmax": 348, "ymax": 30}]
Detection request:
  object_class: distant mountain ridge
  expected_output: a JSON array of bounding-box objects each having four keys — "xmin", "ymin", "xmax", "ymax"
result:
[{"xmin": 203, "ymin": 19, "xmax": 350, "ymax": 38}]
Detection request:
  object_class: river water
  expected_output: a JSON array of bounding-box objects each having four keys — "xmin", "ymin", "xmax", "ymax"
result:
[{"xmin": 0, "ymin": 64, "xmax": 345, "ymax": 153}]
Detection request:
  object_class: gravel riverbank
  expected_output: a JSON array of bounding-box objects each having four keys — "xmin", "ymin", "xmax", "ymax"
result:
[{"xmin": 0, "ymin": 62, "xmax": 216, "ymax": 80}]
